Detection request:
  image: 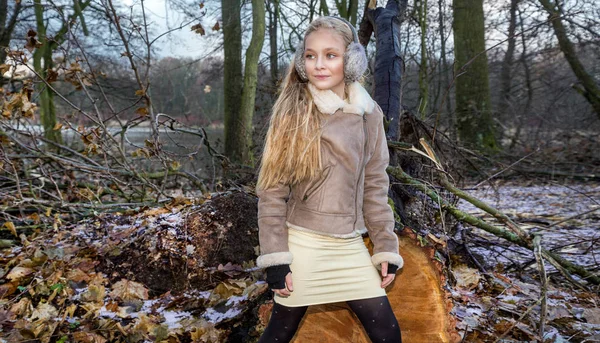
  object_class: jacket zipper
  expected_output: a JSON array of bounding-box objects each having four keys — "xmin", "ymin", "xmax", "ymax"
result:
[{"xmin": 354, "ymin": 115, "xmax": 368, "ymax": 230}]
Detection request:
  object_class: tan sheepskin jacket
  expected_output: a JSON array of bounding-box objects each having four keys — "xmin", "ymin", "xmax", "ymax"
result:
[{"xmin": 256, "ymin": 81, "xmax": 404, "ymax": 271}]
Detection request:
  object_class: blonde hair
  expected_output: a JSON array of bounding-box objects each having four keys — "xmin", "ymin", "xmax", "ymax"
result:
[{"xmin": 257, "ymin": 17, "xmax": 355, "ymax": 190}]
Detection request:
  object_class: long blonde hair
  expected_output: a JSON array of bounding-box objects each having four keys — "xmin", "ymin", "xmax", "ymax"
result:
[{"xmin": 257, "ymin": 17, "xmax": 354, "ymax": 190}]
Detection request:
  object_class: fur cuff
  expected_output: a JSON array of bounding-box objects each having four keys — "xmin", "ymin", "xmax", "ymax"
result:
[
  {"xmin": 257, "ymin": 252, "xmax": 294, "ymax": 269},
  {"xmin": 371, "ymin": 252, "xmax": 404, "ymax": 270}
]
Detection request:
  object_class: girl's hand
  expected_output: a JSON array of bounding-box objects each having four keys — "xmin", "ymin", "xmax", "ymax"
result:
[
  {"xmin": 273, "ymin": 272, "xmax": 294, "ymax": 297},
  {"xmin": 380, "ymin": 262, "xmax": 396, "ymax": 288}
]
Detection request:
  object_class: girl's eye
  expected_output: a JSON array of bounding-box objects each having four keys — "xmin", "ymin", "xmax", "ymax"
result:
[
  {"xmin": 305, "ymin": 54, "xmax": 314, "ymax": 59},
  {"xmin": 327, "ymin": 53, "xmax": 336, "ymax": 59}
]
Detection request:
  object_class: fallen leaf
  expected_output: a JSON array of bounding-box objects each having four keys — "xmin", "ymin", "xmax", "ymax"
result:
[
  {"xmin": 5, "ymin": 267, "xmax": 35, "ymax": 281},
  {"xmin": 452, "ymin": 265, "xmax": 481, "ymax": 290},
  {"xmin": 583, "ymin": 308, "xmax": 600, "ymax": 324},
  {"xmin": 3, "ymin": 222, "xmax": 17, "ymax": 237},
  {"xmin": 30, "ymin": 303, "xmax": 58, "ymax": 321},
  {"xmin": 110, "ymin": 279, "xmax": 149, "ymax": 301},
  {"xmin": 72, "ymin": 332, "xmax": 107, "ymax": 343}
]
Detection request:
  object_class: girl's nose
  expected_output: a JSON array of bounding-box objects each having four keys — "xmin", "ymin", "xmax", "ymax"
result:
[{"xmin": 315, "ymin": 55, "xmax": 324, "ymax": 69}]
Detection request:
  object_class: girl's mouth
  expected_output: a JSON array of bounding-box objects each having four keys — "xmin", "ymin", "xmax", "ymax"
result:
[{"xmin": 314, "ymin": 75, "xmax": 329, "ymax": 80}]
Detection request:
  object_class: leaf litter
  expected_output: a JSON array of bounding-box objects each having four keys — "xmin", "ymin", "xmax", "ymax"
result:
[
  {"xmin": 0, "ymin": 192, "xmax": 268, "ymax": 342},
  {"xmin": 450, "ymin": 180, "xmax": 600, "ymax": 342}
]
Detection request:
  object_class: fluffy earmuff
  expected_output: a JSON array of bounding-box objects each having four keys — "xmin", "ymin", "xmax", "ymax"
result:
[{"xmin": 294, "ymin": 17, "xmax": 368, "ymax": 83}]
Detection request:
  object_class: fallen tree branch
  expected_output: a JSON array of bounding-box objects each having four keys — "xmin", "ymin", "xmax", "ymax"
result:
[{"xmin": 387, "ymin": 166, "xmax": 600, "ymax": 286}]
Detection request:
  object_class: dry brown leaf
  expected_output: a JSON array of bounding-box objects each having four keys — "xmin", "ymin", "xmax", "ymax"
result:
[
  {"xmin": 30, "ymin": 303, "xmax": 58, "ymax": 321},
  {"xmin": 73, "ymin": 332, "xmax": 107, "ymax": 343},
  {"xmin": 81, "ymin": 284, "xmax": 106, "ymax": 303},
  {"xmin": 452, "ymin": 264, "xmax": 481, "ymax": 290},
  {"xmin": 67, "ymin": 268, "xmax": 91, "ymax": 283},
  {"xmin": 9, "ymin": 297, "xmax": 33, "ymax": 319},
  {"xmin": 110, "ymin": 279, "xmax": 149, "ymax": 301},
  {"xmin": 583, "ymin": 308, "xmax": 600, "ymax": 325},
  {"xmin": 5, "ymin": 266, "xmax": 35, "ymax": 281},
  {"xmin": 190, "ymin": 320, "xmax": 223, "ymax": 343},
  {"xmin": 191, "ymin": 23, "xmax": 205, "ymax": 35}
]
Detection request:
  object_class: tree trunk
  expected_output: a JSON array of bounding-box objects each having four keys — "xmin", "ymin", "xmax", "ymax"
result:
[
  {"xmin": 509, "ymin": 6, "xmax": 533, "ymax": 151},
  {"xmin": 452, "ymin": 0, "xmax": 496, "ymax": 150},
  {"xmin": 348, "ymin": 0, "xmax": 359, "ymax": 25},
  {"xmin": 33, "ymin": 0, "xmax": 62, "ymax": 144},
  {"xmin": 221, "ymin": 0, "xmax": 243, "ymax": 163},
  {"xmin": 538, "ymin": 0, "xmax": 600, "ymax": 119},
  {"xmin": 0, "ymin": 0, "xmax": 22, "ymax": 88},
  {"xmin": 319, "ymin": 0, "xmax": 330, "ymax": 16},
  {"xmin": 239, "ymin": 0, "xmax": 265, "ymax": 166},
  {"xmin": 416, "ymin": 0, "xmax": 428, "ymax": 119},
  {"xmin": 437, "ymin": 0, "xmax": 453, "ymax": 138},
  {"xmin": 498, "ymin": 0, "xmax": 519, "ymax": 117},
  {"xmin": 268, "ymin": 0, "xmax": 279, "ymax": 85},
  {"xmin": 366, "ymin": 0, "xmax": 408, "ymax": 142}
]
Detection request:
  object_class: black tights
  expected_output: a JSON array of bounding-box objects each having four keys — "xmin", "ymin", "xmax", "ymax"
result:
[{"xmin": 258, "ymin": 296, "xmax": 401, "ymax": 343}]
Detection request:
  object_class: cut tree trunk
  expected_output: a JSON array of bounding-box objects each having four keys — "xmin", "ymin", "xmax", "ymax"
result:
[{"xmin": 290, "ymin": 230, "xmax": 459, "ymax": 343}]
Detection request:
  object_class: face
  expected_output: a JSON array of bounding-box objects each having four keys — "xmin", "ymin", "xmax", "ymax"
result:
[{"xmin": 304, "ymin": 28, "xmax": 346, "ymax": 98}]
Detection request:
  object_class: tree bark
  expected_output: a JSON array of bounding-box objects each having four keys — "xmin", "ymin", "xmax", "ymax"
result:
[
  {"xmin": 416, "ymin": 0, "xmax": 428, "ymax": 119},
  {"xmin": 268, "ymin": 0, "xmax": 279, "ymax": 85},
  {"xmin": 33, "ymin": 0, "xmax": 62, "ymax": 144},
  {"xmin": 365, "ymin": 0, "xmax": 408, "ymax": 142},
  {"xmin": 452, "ymin": 0, "xmax": 497, "ymax": 150},
  {"xmin": 0, "ymin": 0, "xmax": 22, "ymax": 88},
  {"xmin": 221, "ymin": 0, "xmax": 243, "ymax": 163},
  {"xmin": 538, "ymin": 0, "xmax": 600, "ymax": 119},
  {"xmin": 239, "ymin": 0, "xmax": 265, "ymax": 165},
  {"xmin": 498, "ymin": 0, "xmax": 519, "ymax": 117},
  {"xmin": 437, "ymin": 0, "xmax": 453, "ymax": 138}
]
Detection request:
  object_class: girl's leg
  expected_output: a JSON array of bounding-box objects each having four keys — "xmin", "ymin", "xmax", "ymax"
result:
[
  {"xmin": 258, "ymin": 302, "xmax": 308, "ymax": 343},
  {"xmin": 346, "ymin": 296, "xmax": 402, "ymax": 343}
]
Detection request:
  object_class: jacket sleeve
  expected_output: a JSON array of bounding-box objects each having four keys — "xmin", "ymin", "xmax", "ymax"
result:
[
  {"xmin": 362, "ymin": 105, "xmax": 404, "ymax": 271},
  {"xmin": 256, "ymin": 182, "xmax": 294, "ymax": 269}
]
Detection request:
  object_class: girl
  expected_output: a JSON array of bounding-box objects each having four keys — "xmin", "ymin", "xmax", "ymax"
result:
[{"xmin": 256, "ymin": 16, "xmax": 404, "ymax": 343}]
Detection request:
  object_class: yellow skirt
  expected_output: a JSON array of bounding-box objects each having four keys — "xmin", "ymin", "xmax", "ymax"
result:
[{"xmin": 274, "ymin": 228, "xmax": 386, "ymax": 307}]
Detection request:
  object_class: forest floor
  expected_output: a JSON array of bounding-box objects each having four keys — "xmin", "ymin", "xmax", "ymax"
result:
[
  {"xmin": 0, "ymin": 180, "xmax": 599, "ymax": 342},
  {"xmin": 451, "ymin": 180, "xmax": 600, "ymax": 342}
]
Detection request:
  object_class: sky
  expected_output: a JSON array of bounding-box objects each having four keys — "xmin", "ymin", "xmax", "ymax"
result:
[{"xmin": 122, "ymin": 0, "xmax": 221, "ymax": 58}]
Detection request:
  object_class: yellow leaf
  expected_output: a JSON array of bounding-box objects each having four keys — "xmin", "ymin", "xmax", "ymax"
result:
[
  {"xmin": 3, "ymin": 222, "xmax": 17, "ymax": 237},
  {"xmin": 135, "ymin": 107, "xmax": 149, "ymax": 116},
  {"xmin": 53, "ymin": 123, "xmax": 63, "ymax": 131},
  {"xmin": 135, "ymin": 89, "xmax": 145, "ymax": 97},
  {"xmin": 418, "ymin": 138, "xmax": 443, "ymax": 170},
  {"xmin": 110, "ymin": 279, "xmax": 149, "ymax": 301}
]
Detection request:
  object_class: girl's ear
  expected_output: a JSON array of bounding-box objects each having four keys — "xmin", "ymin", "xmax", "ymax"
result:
[{"xmin": 294, "ymin": 41, "xmax": 308, "ymax": 82}]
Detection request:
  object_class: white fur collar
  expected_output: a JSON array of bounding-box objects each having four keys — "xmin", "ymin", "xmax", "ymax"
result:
[{"xmin": 308, "ymin": 81, "xmax": 375, "ymax": 116}]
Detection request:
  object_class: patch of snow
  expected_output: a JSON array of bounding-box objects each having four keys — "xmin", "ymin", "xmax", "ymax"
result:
[
  {"xmin": 66, "ymin": 316, "xmax": 80, "ymax": 324},
  {"xmin": 225, "ymin": 295, "xmax": 248, "ymax": 306},
  {"xmin": 161, "ymin": 309, "xmax": 192, "ymax": 329},
  {"xmin": 203, "ymin": 306, "xmax": 243, "ymax": 324},
  {"xmin": 141, "ymin": 298, "xmax": 160, "ymax": 313},
  {"xmin": 72, "ymin": 287, "xmax": 88, "ymax": 301},
  {"xmin": 99, "ymin": 306, "xmax": 117, "ymax": 318},
  {"xmin": 543, "ymin": 326, "xmax": 568, "ymax": 343}
]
